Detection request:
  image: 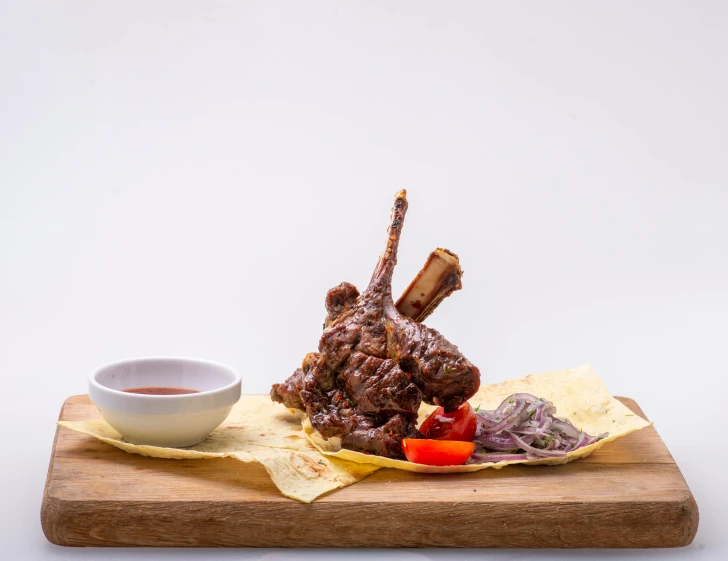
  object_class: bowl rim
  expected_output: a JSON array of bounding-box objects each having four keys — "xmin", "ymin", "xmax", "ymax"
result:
[{"xmin": 89, "ymin": 356, "xmax": 241, "ymax": 400}]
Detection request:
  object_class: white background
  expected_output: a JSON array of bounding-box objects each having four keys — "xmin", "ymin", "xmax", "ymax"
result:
[{"xmin": 1, "ymin": 1, "xmax": 726, "ymax": 559}]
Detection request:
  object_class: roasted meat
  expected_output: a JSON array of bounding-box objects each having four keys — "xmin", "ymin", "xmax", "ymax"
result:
[{"xmin": 271, "ymin": 190, "xmax": 480, "ymax": 458}]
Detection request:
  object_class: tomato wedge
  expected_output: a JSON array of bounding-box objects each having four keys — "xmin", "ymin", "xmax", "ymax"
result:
[
  {"xmin": 402, "ymin": 439, "xmax": 475, "ymax": 466},
  {"xmin": 419, "ymin": 402, "xmax": 477, "ymax": 441}
]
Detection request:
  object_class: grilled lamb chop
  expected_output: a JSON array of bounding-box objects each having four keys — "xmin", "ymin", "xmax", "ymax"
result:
[
  {"xmin": 271, "ymin": 191, "xmax": 480, "ymax": 458},
  {"xmin": 271, "ymin": 248, "xmax": 463, "ymax": 411}
]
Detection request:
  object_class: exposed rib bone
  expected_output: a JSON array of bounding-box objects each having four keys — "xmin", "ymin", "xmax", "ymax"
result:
[
  {"xmin": 368, "ymin": 189, "xmax": 408, "ymax": 292},
  {"xmin": 395, "ymin": 248, "xmax": 463, "ymax": 323}
]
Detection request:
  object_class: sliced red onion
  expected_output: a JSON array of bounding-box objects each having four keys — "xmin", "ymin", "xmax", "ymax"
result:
[
  {"xmin": 588, "ymin": 432, "xmax": 609, "ymax": 445},
  {"xmin": 469, "ymin": 452, "xmax": 530, "ymax": 463},
  {"xmin": 502, "ymin": 393, "xmax": 540, "ymax": 403},
  {"xmin": 508, "ymin": 426, "xmax": 544, "ymax": 435},
  {"xmin": 466, "ymin": 393, "xmax": 608, "ymax": 463},
  {"xmin": 485, "ymin": 398, "xmax": 528, "ymax": 434},
  {"xmin": 475, "ymin": 432, "xmax": 519, "ymax": 451},
  {"xmin": 550, "ymin": 419, "xmax": 581, "ymax": 440},
  {"xmin": 532, "ymin": 403, "xmax": 544, "ymax": 423},
  {"xmin": 573, "ymin": 431, "xmax": 590, "ymax": 449},
  {"xmin": 493, "ymin": 395, "xmax": 520, "ymax": 415},
  {"xmin": 507, "ymin": 431, "xmax": 567, "ymax": 458}
]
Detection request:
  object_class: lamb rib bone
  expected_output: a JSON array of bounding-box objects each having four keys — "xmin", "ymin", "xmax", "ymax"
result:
[{"xmin": 395, "ymin": 248, "xmax": 463, "ymax": 322}]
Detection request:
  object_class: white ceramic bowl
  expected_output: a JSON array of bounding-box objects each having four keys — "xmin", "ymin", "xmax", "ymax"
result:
[{"xmin": 89, "ymin": 357, "xmax": 241, "ymax": 447}]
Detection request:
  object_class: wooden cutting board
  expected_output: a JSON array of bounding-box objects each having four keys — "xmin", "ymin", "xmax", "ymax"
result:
[{"xmin": 42, "ymin": 395, "xmax": 698, "ymax": 548}]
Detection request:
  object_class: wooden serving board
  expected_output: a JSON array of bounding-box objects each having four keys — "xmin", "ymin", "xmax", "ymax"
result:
[{"xmin": 42, "ymin": 395, "xmax": 698, "ymax": 548}]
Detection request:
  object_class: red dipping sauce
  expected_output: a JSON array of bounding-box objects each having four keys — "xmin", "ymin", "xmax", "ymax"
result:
[{"xmin": 123, "ymin": 387, "xmax": 199, "ymax": 395}]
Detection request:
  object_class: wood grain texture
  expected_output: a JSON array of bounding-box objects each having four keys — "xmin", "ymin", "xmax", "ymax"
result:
[{"xmin": 41, "ymin": 395, "xmax": 698, "ymax": 548}]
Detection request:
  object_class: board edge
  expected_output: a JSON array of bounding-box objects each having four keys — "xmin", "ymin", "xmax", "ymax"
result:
[{"xmin": 41, "ymin": 396, "xmax": 89, "ymax": 546}]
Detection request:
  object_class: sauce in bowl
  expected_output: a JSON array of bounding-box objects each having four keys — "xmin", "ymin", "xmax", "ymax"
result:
[
  {"xmin": 90, "ymin": 357, "xmax": 241, "ymax": 447},
  {"xmin": 123, "ymin": 387, "xmax": 199, "ymax": 395}
]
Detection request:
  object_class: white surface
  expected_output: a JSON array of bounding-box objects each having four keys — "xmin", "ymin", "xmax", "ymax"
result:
[
  {"xmin": 1, "ymin": 1, "xmax": 726, "ymax": 559},
  {"xmin": 89, "ymin": 356, "xmax": 240, "ymax": 447}
]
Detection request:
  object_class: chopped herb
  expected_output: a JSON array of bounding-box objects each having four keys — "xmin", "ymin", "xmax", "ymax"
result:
[
  {"xmin": 474, "ymin": 404, "xmax": 481, "ymax": 413},
  {"xmin": 443, "ymin": 365, "xmax": 453, "ymax": 375},
  {"xmin": 625, "ymin": 414, "xmax": 634, "ymax": 417}
]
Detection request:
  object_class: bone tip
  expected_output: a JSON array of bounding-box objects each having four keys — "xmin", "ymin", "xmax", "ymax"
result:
[{"xmin": 436, "ymin": 248, "xmax": 459, "ymax": 262}]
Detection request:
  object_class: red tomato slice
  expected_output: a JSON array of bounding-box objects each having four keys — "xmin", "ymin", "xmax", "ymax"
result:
[
  {"xmin": 419, "ymin": 402, "xmax": 477, "ymax": 441},
  {"xmin": 402, "ymin": 439, "xmax": 475, "ymax": 466}
]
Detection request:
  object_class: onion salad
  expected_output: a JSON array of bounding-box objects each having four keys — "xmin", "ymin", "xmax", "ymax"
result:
[{"xmin": 469, "ymin": 393, "xmax": 608, "ymax": 463}]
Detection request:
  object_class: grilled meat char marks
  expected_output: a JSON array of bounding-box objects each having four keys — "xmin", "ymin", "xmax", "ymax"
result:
[{"xmin": 271, "ymin": 190, "xmax": 480, "ymax": 459}]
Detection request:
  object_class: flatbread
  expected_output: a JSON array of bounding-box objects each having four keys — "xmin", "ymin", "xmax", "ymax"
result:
[
  {"xmin": 304, "ymin": 364, "xmax": 652, "ymax": 472},
  {"xmin": 59, "ymin": 365, "xmax": 650, "ymax": 501},
  {"xmin": 58, "ymin": 395, "xmax": 379, "ymax": 503}
]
